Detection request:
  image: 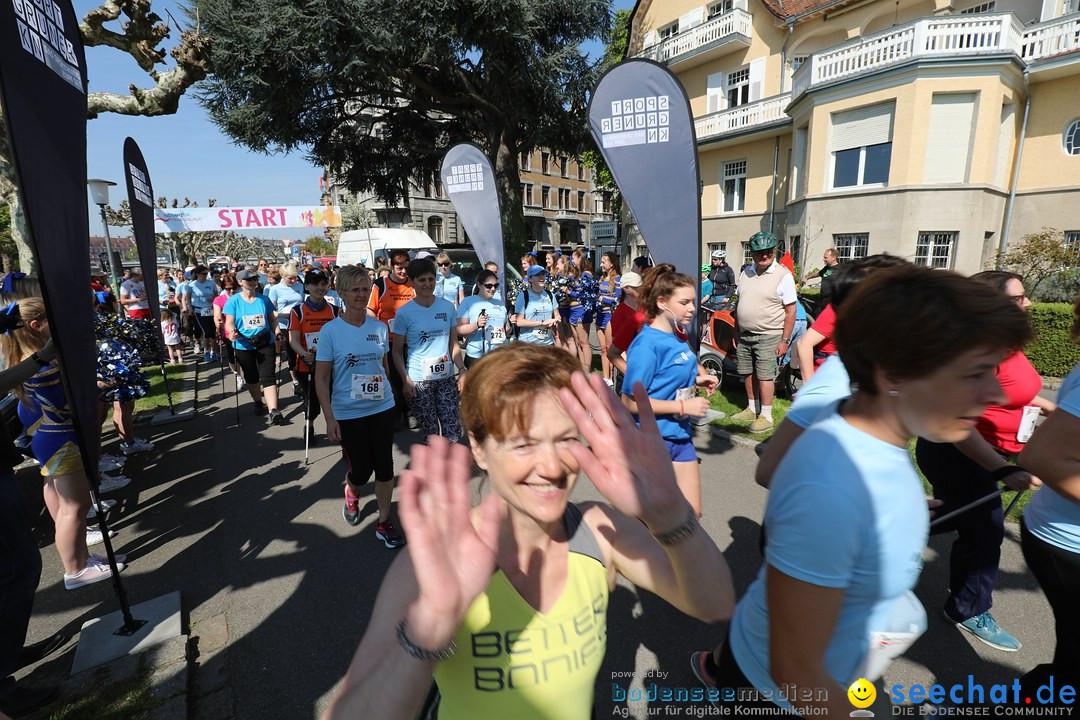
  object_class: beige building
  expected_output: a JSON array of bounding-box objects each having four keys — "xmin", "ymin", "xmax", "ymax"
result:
[
  {"xmin": 518, "ymin": 150, "xmax": 599, "ymax": 250},
  {"xmin": 628, "ymin": 0, "xmax": 1080, "ymax": 273}
]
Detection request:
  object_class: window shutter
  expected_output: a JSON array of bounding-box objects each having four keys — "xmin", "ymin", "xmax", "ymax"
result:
[
  {"xmin": 994, "ymin": 104, "xmax": 1015, "ymax": 189},
  {"xmin": 923, "ymin": 93, "xmax": 976, "ymax": 184},
  {"xmin": 643, "ymin": 30, "xmax": 657, "ymax": 47},
  {"xmin": 748, "ymin": 58, "xmax": 765, "ymax": 102},
  {"xmin": 829, "ymin": 102, "xmax": 895, "ymax": 152},
  {"xmin": 707, "ymin": 72, "xmax": 725, "ymax": 114},
  {"xmin": 679, "ymin": 8, "xmax": 704, "ymax": 32},
  {"xmin": 734, "ymin": 0, "xmax": 749, "ymax": 10}
]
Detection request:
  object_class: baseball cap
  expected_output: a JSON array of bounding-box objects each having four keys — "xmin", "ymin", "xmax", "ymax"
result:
[
  {"xmin": 526, "ymin": 265, "xmax": 547, "ymax": 278},
  {"xmin": 236, "ymin": 269, "xmax": 258, "ymax": 281},
  {"xmin": 304, "ymin": 270, "xmax": 329, "ymax": 286},
  {"xmin": 620, "ymin": 271, "xmax": 642, "ymax": 288}
]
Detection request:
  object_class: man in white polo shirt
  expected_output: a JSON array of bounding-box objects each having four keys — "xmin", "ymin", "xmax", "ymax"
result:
[{"xmin": 731, "ymin": 231, "xmax": 796, "ymax": 433}]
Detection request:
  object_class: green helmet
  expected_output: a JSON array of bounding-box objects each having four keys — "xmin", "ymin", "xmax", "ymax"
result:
[
  {"xmin": 748, "ymin": 231, "xmax": 778, "ymax": 252},
  {"xmin": 700, "ymin": 264, "xmax": 711, "ymax": 273}
]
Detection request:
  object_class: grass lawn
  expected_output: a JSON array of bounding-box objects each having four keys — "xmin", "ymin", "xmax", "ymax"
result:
[
  {"xmin": 133, "ymin": 363, "xmax": 187, "ymax": 415},
  {"xmin": 44, "ymin": 666, "xmax": 157, "ymax": 720},
  {"xmin": 907, "ymin": 439, "xmax": 1031, "ymax": 523},
  {"xmin": 707, "ymin": 381, "xmax": 791, "ymax": 440}
]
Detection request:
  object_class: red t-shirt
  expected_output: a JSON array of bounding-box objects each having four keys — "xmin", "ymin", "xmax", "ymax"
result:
[
  {"xmin": 808, "ymin": 303, "xmax": 837, "ymax": 366},
  {"xmin": 977, "ymin": 351, "xmax": 1042, "ymax": 454},
  {"xmin": 610, "ymin": 303, "xmax": 647, "ymax": 353}
]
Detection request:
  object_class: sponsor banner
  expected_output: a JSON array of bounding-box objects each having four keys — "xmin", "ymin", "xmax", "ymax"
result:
[
  {"xmin": 439, "ymin": 144, "xmax": 505, "ymax": 296},
  {"xmin": 124, "ymin": 137, "xmax": 162, "ymax": 324},
  {"xmin": 587, "ymin": 59, "xmax": 701, "ymax": 345},
  {"xmin": 0, "ymin": 0, "xmax": 100, "ymax": 474},
  {"xmin": 154, "ymin": 205, "xmax": 343, "ymax": 233}
]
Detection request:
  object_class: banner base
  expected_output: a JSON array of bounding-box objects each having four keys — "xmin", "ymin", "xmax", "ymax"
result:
[
  {"xmin": 70, "ymin": 591, "xmax": 182, "ymax": 675},
  {"xmin": 150, "ymin": 407, "xmax": 195, "ymax": 426},
  {"xmin": 691, "ymin": 409, "xmax": 726, "ymax": 426}
]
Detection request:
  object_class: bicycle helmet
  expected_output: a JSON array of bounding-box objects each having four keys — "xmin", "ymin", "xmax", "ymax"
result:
[
  {"xmin": 748, "ymin": 231, "xmax": 778, "ymax": 252},
  {"xmin": 710, "ymin": 249, "xmax": 726, "ymax": 259}
]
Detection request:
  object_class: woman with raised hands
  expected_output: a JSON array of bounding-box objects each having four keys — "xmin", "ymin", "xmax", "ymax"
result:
[{"xmin": 322, "ymin": 344, "xmax": 734, "ymax": 720}]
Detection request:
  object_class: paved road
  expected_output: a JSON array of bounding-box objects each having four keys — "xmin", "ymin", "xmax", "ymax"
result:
[{"xmin": 13, "ymin": 361, "xmax": 1057, "ymax": 719}]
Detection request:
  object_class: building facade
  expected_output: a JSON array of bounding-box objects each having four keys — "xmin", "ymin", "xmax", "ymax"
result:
[
  {"xmin": 628, "ymin": 0, "xmax": 1080, "ymax": 273},
  {"xmin": 325, "ymin": 176, "xmax": 465, "ymax": 246},
  {"xmin": 518, "ymin": 150, "xmax": 599, "ymax": 250}
]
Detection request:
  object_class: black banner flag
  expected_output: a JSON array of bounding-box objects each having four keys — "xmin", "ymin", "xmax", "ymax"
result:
[{"xmin": 124, "ymin": 137, "xmax": 161, "ymax": 323}]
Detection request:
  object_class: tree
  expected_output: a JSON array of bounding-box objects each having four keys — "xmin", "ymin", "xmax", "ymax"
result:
[
  {"xmin": 994, "ymin": 228, "xmax": 1080, "ymax": 300},
  {"xmin": 302, "ymin": 235, "xmax": 337, "ymax": 258},
  {"xmin": 0, "ymin": 203, "xmax": 15, "ymax": 273},
  {"xmin": 194, "ymin": 0, "xmax": 612, "ymax": 260},
  {"xmin": 106, "ymin": 197, "xmax": 256, "ymax": 266},
  {"xmin": 0, "ymin": 0, "xmax": 211, "ymax": 272}
]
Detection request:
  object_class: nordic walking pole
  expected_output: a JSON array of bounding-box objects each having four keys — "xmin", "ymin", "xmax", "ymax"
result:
[
  {"xmin": 1002, "ymin": 490, "xmax": 1026, "ymax": 520},
  {"xmin": 930, "ymin": 488, "xmax": 1006, "ymax": 528},
  {"xmin": 304, "ymin": 370, "xmax": 312, "ymax": 465},
  {"xmin": 218, "ymin": 336, "xmax": 226, "ymax": 400}
]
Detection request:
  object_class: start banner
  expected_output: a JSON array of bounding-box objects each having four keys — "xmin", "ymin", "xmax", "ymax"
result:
[{"xmin": 154, "ymin": 205, "xmax": 342, "ymax": 233}]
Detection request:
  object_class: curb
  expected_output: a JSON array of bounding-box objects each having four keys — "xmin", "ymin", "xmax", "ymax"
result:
[
  {"xmin": 1042, "ymin": 377, "xmax": 1063, "ymax": 391},
  {"xmin": 696, "ymin": 421, "xmax": 763, "ymax": 451}
]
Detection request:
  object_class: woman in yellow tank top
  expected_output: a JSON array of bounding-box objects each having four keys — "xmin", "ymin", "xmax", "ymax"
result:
[{"xmin": 323, "ymin": 344, "xmax": 736, "ymax": 719}]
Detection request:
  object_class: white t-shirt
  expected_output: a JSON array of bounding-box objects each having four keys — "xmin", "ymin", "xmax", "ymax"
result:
[{"xmin": 120, "ymin": 280, "xmax": 149, "ymax": 310}]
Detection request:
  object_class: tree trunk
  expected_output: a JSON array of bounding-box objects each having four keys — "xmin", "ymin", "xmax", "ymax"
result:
[{"xmin": 492, "ymin": 137, "xmax": 528, "ymax": 263}]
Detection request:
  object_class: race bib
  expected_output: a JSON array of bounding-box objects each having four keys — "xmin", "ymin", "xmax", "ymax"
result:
[
  {"xmin": 675, "ymin": 387, "xmax": 696, "ymax": 402},
  {"xmin": 242, "ymin": 314, "xmax": 267, "ymax": 331},
  {"xmin": 533, "ymin": 326, "xmax": 550, "ymax": 339},
  {"xmin": 198, "ymin": 306, "xmax": 214, "ymax": 317},
  {"xmin": 420, "ymin": 355, "xmax": 451, "ymax": 381},
  {"xmin": 304, "ymin": 332, "xmax": 321, "ymax": 351},
  {"xmin": 489, "ymin": 326, "xmax": 507, "ymax": 345},
  {"xmin": 351, "ymin": 374, "xmax": 385, "ymax": 401},
  {"xmin": 1016, "ymin": 405, "xmax": 1040, "ymax": 444}
]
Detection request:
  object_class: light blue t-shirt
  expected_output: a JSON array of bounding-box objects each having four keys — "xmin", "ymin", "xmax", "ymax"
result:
[
  {"xmin": 457, "ymin": 295, "xmax": 509, "ymax": 358},
  {"xmin": 223, "ymin": 294, "xmax": 276, "ymax": 350},
  {"xmin": 1023, "ymin": 362, "xmax": 1080, "ymax": 553},
  {"xmin": 435, "ymin": 273, "xmax": 463, "ymax": 308},
  {"xmin": 315, "ymin": 316, "xmax": 395, "ymax": 420},
  {"xmin": 393, "ymin": 298, "xmax": 457, "ymax": 382},
  {"xmin": 186, "ymin": 278, "xmax": 218, "ymax": 311},
  {"xmin": 514, "ymin": 289, "xmax": 555, "ymax": 346},
  {"xmin": 325, "ymin": 289, "xmax": 342, "ymax": 308},
  {"xmin": 621, "ymin": 325, "xmax": 698, "ymax": 442},
  {"xmin": 158, "ymin": 282, "xmax": 170, "ymax": 303},
  {"xmin": 729, "ymin": 408, "xmax": 928, "ymax": 708},
  {"xmin": 175, "ymin": 281, "xmax": 188, "ymax": 306},
  {"xmin": 786, "ymin": 354, "xmax": 853, "ymax": 429},
  {"xmin": 267, "ymin": 282, "xmax": 305, "ymax": 328}
]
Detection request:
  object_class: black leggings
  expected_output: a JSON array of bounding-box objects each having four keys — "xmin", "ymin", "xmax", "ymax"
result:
[
  {"xmin": 339, "ymin": 408, "xmax": 396, "ymax": 485},
  {"xmin": 193, "ymin": 313, "xmax": 215, "ymax": 341},
  {"xmin": 1020, "ymin": 518, "xmax": 1080, "ymax": 678},
  {"xmin": 235, "ymin": 345, "xmax": 277, "ymax": 386}
]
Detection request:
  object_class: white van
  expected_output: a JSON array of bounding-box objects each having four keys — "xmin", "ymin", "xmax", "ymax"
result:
[{"xmin": 337, "ymin": 228, "xmax": 439, "ymax": 267}]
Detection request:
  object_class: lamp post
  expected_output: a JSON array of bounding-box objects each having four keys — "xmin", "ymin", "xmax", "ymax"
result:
[{"xmin": 87, "ymin": 179, "xmax": 121, "ymax": 300}]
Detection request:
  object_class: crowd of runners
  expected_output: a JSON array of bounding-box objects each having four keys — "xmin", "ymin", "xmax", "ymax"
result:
[{"xmin": 2, "ymin": 234, "xmax": 1079, "ymax": 718}]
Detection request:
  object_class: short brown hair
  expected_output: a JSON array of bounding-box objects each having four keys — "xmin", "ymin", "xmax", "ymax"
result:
[
  {"xmin": 461, "ymin": 344, "xmax": 580, "ymax": 444},
  {"xmin": 336, "ymin": 265, "xmax": 370, "ymax": 294},
  {"xmin": 835, "ymin": 265, "xmax": 1032, "ymax": 395}
]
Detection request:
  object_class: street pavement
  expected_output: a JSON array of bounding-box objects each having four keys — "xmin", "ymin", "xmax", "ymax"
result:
[{"xmin": 12, "ymin": 359, "xmax": 1058, "ymax": 719}]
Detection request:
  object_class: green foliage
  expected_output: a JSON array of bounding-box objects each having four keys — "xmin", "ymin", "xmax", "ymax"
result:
[
  {"xmin": 0, "ymin": 203, "xmax": 15, "ymax": 271},
  {"xmin": 1027, "ymin": 303, "xmax": 1080, "ymax": 378},
  {"xmin": 302, "ymin": 234, "xmax": 337, "ymax": 257},
  {"xmin": 994, "ymin": 228, "xmax": 1080, "ymax": 300}
]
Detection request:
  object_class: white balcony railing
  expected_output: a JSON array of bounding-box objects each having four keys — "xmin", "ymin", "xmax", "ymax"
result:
[
  {"xmin": 695, "ymin": 93, "xmax": 792, "ymax": 141},
  {"xmin": 637, "ymin": 9, "xmax": 752, "ymax": 65},
  {"xmin": 1021, "ymin": 13, "xmax": 1080, "ymax": 60}
]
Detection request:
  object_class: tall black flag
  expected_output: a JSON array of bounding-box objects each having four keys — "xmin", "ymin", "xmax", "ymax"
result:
[
  {"xmin": 0, "ymin": 0, "xmax": 99, "ymax": 475},
  {"xmin": 124, "ymin": 138, "xmax": 161, "ymax": 323}
]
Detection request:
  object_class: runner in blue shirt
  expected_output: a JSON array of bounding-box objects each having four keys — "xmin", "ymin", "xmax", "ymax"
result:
[
  {"xmin": 621, "ymin": 266, "xmax": 717, "ymax": 516},
  {"xmin": 434, "ymin": 252, "xmax": 464, "ymax": 308},
  {"xmin": 267, "ymin": 264, "xmax": 306, "ymax": 394},
  {"xmin": 185, "ymin": 265, "xmax": 219, "ymax": 362},
  {"xmin": 392, "ymin": 258, "xmax": 465, "ymax": 442},
  {"xmin": 514, "ymin": 265, "xmax": 556, "ymax": 346},
  {"xmin": 315, "ymin": 265, "xmax": 403, "ymax": 548},
  {"xmin": 456, "ymin": 269, "xmax": 509, "ymax": 368},
  {"xmin": 224, "ymin": 269, "xmax": 283, "ymax": 426}
]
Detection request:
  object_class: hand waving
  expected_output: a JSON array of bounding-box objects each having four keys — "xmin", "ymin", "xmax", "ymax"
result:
[
  {"xmin": 399, "ymin": 436, "xmax": 501, "ymax": 643},
  {"xmin": 558, "ymin": 374, "xmax": 688, "ymax": 531}
]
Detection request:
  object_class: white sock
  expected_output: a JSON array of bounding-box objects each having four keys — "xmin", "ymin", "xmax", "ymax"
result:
[
  {"xmin": 746, "ymin": 403, "xmax": 756, "ymax": 413},
  {"xmin": 760, "ymin": 404, "xmax": 773, "ymax": 419}
]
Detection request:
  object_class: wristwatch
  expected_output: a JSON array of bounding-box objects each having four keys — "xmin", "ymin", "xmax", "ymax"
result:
[{"xmin": 781, "ymin": 337, "xmax": 791, "ymax": 343}]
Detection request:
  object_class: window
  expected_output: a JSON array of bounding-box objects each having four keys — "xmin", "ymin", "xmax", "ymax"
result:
[
  {"xmin": 1065, "ymin": 231, "xmax": 1080, "ymax": 262},
  {"xmin": 727, "ymin": 67, "xmax": 750, "ymax": 108},
  {"xmin": 792, "ymin": 55, "xmax": 808, "ymax": 72},
  {"xmin": 708, "ymin": 242, "xmax": 727, "ymax": 256},
  {"xmin": 960, "ymin": 1, "xmax": 996, "ymax": 12},
  {"xmin": 560, "ymin": 157, "xmax": 568, "ymax": 178},
  {"xmin": 722, "ymin": 160, "xmax": 747, "ymax": 213},
  {"xmin": 520, "ymin": 152, "xmax": 531, "ymax": 170},
  {"xmin": 658, "ymin": 22, "xmax": 679, "ymax": 40},
  {"xmin": 830, "ymin": 103, "xmax": 895, "ymax": 189},
  {"xmin": 541, "ymin": 152, "xmax": 550, "ymax": 174},
  {"xmin": 833, "ymin": 233, "xmax": 870, "ymax": 261},
  {"xmin": 788, "ymin": 235, "xmax": 802, "ymax": 267},
  {"xmin": 708, "ymin": 0, "xmax": 733, "ymax": 19},
  {"xmin": 915, "ymin": 232, "xmax": 957, "ymax": 268},
  {"xmin": 577, "ymin": 162, "xmax": 585, "ymax": 181},
  {"xmin": 522, "ymin": 183, "xmax": 533, "ymax": 206},
  {"xmin": 541, "ymin": 186, "xmax": 550, "ymax": 208},
  {"xmin": 578, "ymin": 191, "xmax": 586, "ymax": 212},
  {"xmin": 1065, "ymin": 119, "xmax": 1080, "ymax": 156},
  {"xmin": 741, "ymin": 243, "xmax": 753, "ymax": 267}
]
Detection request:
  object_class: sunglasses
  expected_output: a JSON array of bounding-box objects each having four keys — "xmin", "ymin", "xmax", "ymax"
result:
[
  {"xmin": 438, "ymin": 262, "xmax": 451, "ymax": 267},
  {"xmin": 482, "ymin": 283, "xmax": 498, "ymax": 289}
]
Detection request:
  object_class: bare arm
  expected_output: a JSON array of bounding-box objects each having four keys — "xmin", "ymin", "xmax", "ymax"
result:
[
  {"xmin": 607, "ymin": 344, "xmax": 627, "ymax": 374},
  {"xmin": 224, "ymin": 313, "xmax": 238, "ymax": 341},
  {"xmin": 1031, "ymin": 394, "xmax": 1057, "ymax": 415},
  {"xmin": 1019, "ymin": 408, "xmax": 1080, "ymax": 503},
  {"xmin": 796, "ymin": 328, "xmax": 825, "ymax": 383}
]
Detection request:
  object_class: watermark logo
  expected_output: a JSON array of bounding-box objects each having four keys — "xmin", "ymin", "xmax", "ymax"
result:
[{"xmin": 849, "ymin": 678, "xmax": 877, "ymax": 716}]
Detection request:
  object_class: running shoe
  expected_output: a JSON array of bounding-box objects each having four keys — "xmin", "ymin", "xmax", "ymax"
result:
[
  {"xmin": 730, "ymin": 408, "xmax": 758, "ymax": 423},
  {"xmin": 237, "ymin": 376, "xmax": 246, "ymax": 390},
  {"xmin": 120, "ymin": 437, "xmax": 155, "ymax": 454},
  {"xmin": 99, "ymin": 456, "xmax": 124, "ymax": 473},
  {"xmin": 64, "ymin": 556, "xmax": 124, "ymax": 590},
  {"xmin": 203, "ymin": 352, "xmax": 213, "ymax": 363},
  {"xmin": 86, "ymin": 526, "xmax": 116, "ymax": 547},
  {"xmin": 950, "ymin": 610, "xmax": 1021, "ymax": 652},
  {"xmin": 375, "ymin": 521, "xmax": 405, "ymax": 549},
  {"xmin": 90, "ymin": 552, "xmax": 127, "ymax": 565},
  {"xmin": 101, "ymin": 453, "xmax": 126, "ymax": 466},
  {"xmin": 96, "ymin": 474, "xmax": 132, "ymax": 494},
  {"xmin": 292, "ymin": 380, "xmax": 301, "ymax": 396},
  {"xmin": 86, "ymin": 498, "xmax": 117, "ymax": 520},
  {"xmin": 267, "ymin": 410, "xmax": 284, "ymax": 427},
  {"xmin": 342, "ymin": 490, "xmax": 361, "ymax": 526}
]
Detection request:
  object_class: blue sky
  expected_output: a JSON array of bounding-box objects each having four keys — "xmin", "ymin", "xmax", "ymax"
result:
[{"xmin": 83, "ymin": 0, "xmax": 635, "ymax": 240}]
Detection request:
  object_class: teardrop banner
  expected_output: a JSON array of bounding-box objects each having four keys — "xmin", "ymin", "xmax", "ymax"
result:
[
  {"xmin": 124, "ymin": 137, "xmax": 161, "ymax": 324},
  {"xmin": 439, "ymin": 143, "xmax": 505, "ymax": 298},
  {"xmin": 587, "ymin": 59, "xmax": 702, "ymax": 344}
]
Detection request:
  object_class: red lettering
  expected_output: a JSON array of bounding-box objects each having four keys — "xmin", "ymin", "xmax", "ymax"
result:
[
  {"xmin": 245, "ymin": 209, "xmax": 261, "ymax": 227},
  {"xmin": 277, "ymin": 209, "xmax": 288, "ymax": 226},
  {"xmin": 218, "ymin": 209, "xmax": 232, "ymax": 228},
  {"xmin": 262, "ymin": 208, "xmax": 277, "ymax": 227},
  {"xmin": 231, "ymin": 209, "xmax": 244, "ymax": 227}
]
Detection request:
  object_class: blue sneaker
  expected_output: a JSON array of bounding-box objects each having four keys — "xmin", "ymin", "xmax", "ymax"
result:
[
  {"xmin": 203, "ymin": 352, "xmax": 213, "ymax": 363},
  {"xmin": 951, "ymin": 610, "xmax": 1021, "ymax": 652}
]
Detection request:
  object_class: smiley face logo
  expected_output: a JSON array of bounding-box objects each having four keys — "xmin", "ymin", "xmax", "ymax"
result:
[{"xmin": 848, "ymin": 678, "xmax": 876, "ymax": 708}]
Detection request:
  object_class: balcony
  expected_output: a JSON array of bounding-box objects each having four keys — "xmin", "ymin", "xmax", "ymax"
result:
[
  {"xmin": 523, "ymin": 205, "xmax": 545, "ymax": 218},
  {"xmin": 695, "ymin": 94, "xmax": 792, "ymax": 142},
  {"xmin": 791, "ymin": 13, "xmax": 1080, "ymax": 100},
  {"xmin": 636, "ymin": 9, "xmax": 752, "ymax": 69},
  {"xmin": 555, "ymin": 209, "xmax": 579, "ymax": 221}
]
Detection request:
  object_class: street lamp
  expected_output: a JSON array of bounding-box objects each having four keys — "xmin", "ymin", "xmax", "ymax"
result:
[{"xmin": 87, "ymin": 178, "xmax": 121, "ymax": 301}]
